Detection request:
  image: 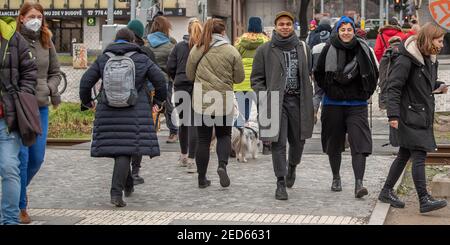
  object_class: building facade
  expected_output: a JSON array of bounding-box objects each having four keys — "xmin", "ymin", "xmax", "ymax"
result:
[{"xmin": 0, "ymin": 0, "xmax": 204, "ymax": 53}]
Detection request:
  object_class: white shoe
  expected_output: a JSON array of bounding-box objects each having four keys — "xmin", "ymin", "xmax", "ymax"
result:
[{"xmin": 186, "ymin": 158, "xmax": 197, "ymax": 173}]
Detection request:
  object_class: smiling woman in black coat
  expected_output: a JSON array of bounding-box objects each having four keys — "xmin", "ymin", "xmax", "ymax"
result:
[
  {"xmin": 79, "ymin": 28, "xmax": 167, "ymax": 207},
  {"xmin": 379, "ymin": 23, "xmax": 448, "ymax": 213}
]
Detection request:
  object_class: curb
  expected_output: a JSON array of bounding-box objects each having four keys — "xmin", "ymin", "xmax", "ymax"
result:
[{"xmin": 367, "ymin": 161, "xmax": 405, "ymax": 225}]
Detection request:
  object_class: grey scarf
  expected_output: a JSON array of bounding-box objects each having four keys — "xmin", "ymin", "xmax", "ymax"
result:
[{"xmin": 271, "ymin": 31, "xmax": 299, "ymax": 51}]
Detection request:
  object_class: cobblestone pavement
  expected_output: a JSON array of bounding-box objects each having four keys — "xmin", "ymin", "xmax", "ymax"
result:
[{"xmin": 17, "ymin": 146, "xmax": 395, "ymax": 225}]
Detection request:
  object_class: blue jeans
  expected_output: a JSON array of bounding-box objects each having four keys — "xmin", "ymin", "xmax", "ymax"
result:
[
  {"xmin": 0, "ymin": 119, "xmax": 21, "ymax": 225},
  {"xmin": 19, "ymin": 106, "xmax": 49, "ymax": 210}
]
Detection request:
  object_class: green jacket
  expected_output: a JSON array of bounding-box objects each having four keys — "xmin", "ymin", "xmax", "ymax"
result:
[
  {"xmin": 233, "ymin": 33, "xmax": 269, "ymax": 92},
  {"xmin": 186, "ymin": 35, "xmax": 245, "ymax": 116}
]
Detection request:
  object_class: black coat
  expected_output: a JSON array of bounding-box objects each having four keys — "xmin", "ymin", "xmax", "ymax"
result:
[
  {"xmin": 79, "ymin": 42, "xmax": 167, "ymax": 158},
  {"xmin": 387, "ymin": 37, "xmax": 443, "ymax": 152},
  {"xmin": 167, "ymin": 35, "xmax": 193, "ymax": 93},
  {"xmin": 0, "ymin": 32, "xmax": 37, "ymax": 132}
]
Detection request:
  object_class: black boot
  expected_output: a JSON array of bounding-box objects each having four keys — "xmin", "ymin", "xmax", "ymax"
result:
[
  {"xmin": 110, "ymin": 196, "xmax": 126, "ymax": 207},
  {"xmin": 275, "ymin": 179, "xmax": 288, "ymax": 200},
  {"xmin": 131, "ymin": 167, "xmax": 145, "ymax": 185},
  {"xmin": 378, "ymin": 188, "xmax": 405, "ymax": 208},
  {"xmin": 262, "ymin": 144, "xmax": 271, "ymax": 155},
  {"xmin": 331, "ymin": 176, "xmax": 342, "ymax": 192},
  {"xmin": 286, "ymin": 165, "xmax": 296, "ymax": 188},
  {"xmin": 419, "ymin": 194, "xmax": 447, "ymax": 213},
  {"xmin": 355, "ymin": 179, "xmax": 368, "ymax": 198},
  {"xmin": 124, "ymin": 186, "xmax": 134, "ymax": 197},
  {"xmin": 217, "ymin": 162, "xmax": 230, "ymax": 187},
  {"xmin": 198, "ymin": 175, "xmax": 211, "ymax": 189}
]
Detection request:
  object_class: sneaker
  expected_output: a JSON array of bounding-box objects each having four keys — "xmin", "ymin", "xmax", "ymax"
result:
[
  {"xmin": 178, "ymin": 156, "xmax": 188, "ymax": 167},
  {"xmin": 331, "ymin": 177, "xmax": 342, "ymax": 192},
  {"xmin": 198, "ymin": 177, "xmax": 211, "ymax": 189},
  {"xmin": 166, "ymin": 134, "xmax": 178, "ymax": 143},
  {"xmin": 132, "ymin": 175, "xmax": 145, "ymax": 185},
  {"xmin": 186, "ymin": 158, "xmax": 197, "ymax": 173},
  {"xmin": 19, "ymin": 209, "xmax": 31, "ymax": 224}
]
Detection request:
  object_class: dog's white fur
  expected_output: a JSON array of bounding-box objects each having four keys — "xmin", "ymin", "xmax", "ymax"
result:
[{"xmin": 231, "ymin": 126, "xmax": 259, "ymax": 163}]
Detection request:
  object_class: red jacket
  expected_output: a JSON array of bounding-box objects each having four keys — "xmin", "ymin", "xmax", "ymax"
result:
[{"xmin": 374, "ymin": 25, "xmax": 410, "ymax": 61}]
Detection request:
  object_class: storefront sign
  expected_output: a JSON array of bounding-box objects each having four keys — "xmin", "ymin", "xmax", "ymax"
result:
[
  {"xmin": 429, "ymin": 0, "xmax": 450, "ymax": 31},
  {"xmin": 163, "ymin": 8, "xmax": 186, "ymax": 17},
  {"xmin": 87, "ymin": 17, "xmax": 96, "ymax": 26},
  {"xmin": 0, "ymin": 9, "xmax": 130, "ymax": 17}
]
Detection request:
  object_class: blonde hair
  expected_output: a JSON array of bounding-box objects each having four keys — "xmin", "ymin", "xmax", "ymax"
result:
[
  {"xmin": 416, "ymin": 22, "xmax": 446, "ymax": 56},
  {"xmin": 188, "ymin": 18, "xmax": 203, "ymax": 50}
]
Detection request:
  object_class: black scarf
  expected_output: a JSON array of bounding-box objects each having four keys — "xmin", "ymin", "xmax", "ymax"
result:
[
  {"xmin": 272, "ymin": 31, "xmax": 299, "ymax": 51},
  {"xmin": 330, "ymin": 34, "xmax": 376, "ymax": 88}
]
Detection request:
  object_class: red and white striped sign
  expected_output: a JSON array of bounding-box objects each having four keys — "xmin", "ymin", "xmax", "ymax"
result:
[{"xmin": 429, "ymin": 0, "xmax": 450, "ymax": 31}]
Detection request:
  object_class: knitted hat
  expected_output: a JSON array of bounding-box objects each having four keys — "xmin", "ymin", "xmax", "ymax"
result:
[
  {"xmin": 320, "ymin": 30, "xmax": 330, "ymax": 41},
  {"xmin": 248, "ymin": 16, "xmax": 263, "ymax": 33},
  {"xmin": 389, "ymin": 17, "xmax": 399, "ymax": 26},
  {"xmin": 127, "ymin": 19, "xmax": 145, "ymax": 38},
  {"xmin": 274, "ymin": 11, "xmax": 295, "ymax": 24},
  {"xmin": 335, "ymin": 16, "xmax": 355, "ymax": 32}
]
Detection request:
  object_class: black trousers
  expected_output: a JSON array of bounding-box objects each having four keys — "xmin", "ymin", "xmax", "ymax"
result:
[
  {"xmin": 195, "ymin": 115, "xmax": 232, "ymax": 177},
  {"xmin": 321, "ymin": 105, "xmax": 371, "ymax": 180},
  {"xmin": 383, "ymin": 147, "xmax": 428, "ymax": 198},
  {"xmin": 176, "ymin": 96, "xmax": 197, "ymax": 158},
  {"xmin": 111, "ymin": 156, "xmax": 133, "ymax": 198},
  {"xmin": 272, "ymin": 94, "xmax": 305, "ymax": 178}
]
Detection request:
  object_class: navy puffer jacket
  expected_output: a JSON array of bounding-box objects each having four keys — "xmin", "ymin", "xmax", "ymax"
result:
[{"xmin": 79, "ymin": 42, "xmax": 167, "ymax": 158}]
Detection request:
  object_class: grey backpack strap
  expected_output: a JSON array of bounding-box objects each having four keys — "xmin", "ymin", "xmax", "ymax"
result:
[
  {"xmin": 124, "ymin": 51, "xmax": 137, "ymax": 58},
  {"xmin": 105, "ymin": 52, "xmax": 115, "ymax": 58}
]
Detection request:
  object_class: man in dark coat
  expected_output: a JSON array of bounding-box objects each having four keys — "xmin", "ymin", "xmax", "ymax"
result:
[
  {"xmin": 79, "ymin": 28, "xmax": 167, "ymax": 207},
  {"xmin": 251, "ymin": 11, "xmax": 314, "ymax": 200},
  {"xmin": 0, "ymin": 16, "xmax": 37, "ymax": 225}
]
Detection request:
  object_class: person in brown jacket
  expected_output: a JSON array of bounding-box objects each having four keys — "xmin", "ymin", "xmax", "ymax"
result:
[{"xmin": 16, "ymin": 2, "xmax": 61, "ymax": 224}]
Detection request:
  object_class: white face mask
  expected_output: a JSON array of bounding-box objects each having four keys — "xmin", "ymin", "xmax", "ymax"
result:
[{"xmin": 25, "ymin": 18, "xmax": 42, "ymax": 32}]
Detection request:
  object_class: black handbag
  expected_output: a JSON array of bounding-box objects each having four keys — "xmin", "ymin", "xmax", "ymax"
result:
[
  {"xmin": 334, "ymin": 56, "xmax": 359, "ymax": 85},
  {"xmin": 0, "ymin": 38, "xmax": 41, "ymax": 146}
]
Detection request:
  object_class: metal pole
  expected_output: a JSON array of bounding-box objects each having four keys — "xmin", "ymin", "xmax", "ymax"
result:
[
  {"xmin": 361, "ymin": 0, "xmax": 366, "ymax": 30},
  {"xmin": 379, "ymin": 0, "xmax": 384, "ymax": 21},
  {"xmin": 321, "ymin": 0, "xmax": 324, "ymax": 13},
  {"xmin": 386, "ymin": 0, "xmax": 389, "ymax": 25},
  {"xmin": 107, "ymin": 0, "xmax": 114, "ymax": 25},
  {"xmin": 131, "ymin": 0, "xmax": 136, "ymax": 20}
]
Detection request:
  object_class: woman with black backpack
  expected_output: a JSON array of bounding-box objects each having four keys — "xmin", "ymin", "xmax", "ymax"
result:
[
  {"xmin": 314, "ymin": 16, "xmax": 379, "ymax": 198},
  {"xmin": 79, "ymin": 28, "xmax": 167, "ymax": 207},
  {"xmin": 378, "ymin": 23, "xmax": 448, "ymax": 213}
]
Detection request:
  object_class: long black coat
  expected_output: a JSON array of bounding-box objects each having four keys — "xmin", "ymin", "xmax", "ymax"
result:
[
  {"xmin": 167, "ymin": 35, "xmax": 193, "ymax": 93},
  {"xmin": 387, "ymin": 37, "xmax": 443, "ymax": 152},
  {"xmin": 79, "ymin": 42, "xmax": 167, "ymax": 158}
]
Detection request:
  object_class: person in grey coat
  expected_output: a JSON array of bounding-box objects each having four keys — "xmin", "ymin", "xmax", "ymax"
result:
[
  {"xmin": 79, "ymin": 29, "xmax": 167, "ymax": 208},
  {"xmin": 379, "ymin": 23, "xmax": 448, "ymax": 213},
  {"xmin": 251, "ymin": 11, "xmax": 314, "ymax": 200}
]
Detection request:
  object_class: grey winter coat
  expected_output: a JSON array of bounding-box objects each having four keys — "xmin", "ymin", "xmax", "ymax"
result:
[
  {"xmin": 387, "ymin": 36, "xmax": 444, "ymax": 152},
  {"xmin": 20, "ymin": 26, "xmax": 61, "ymax": 107},
  {"xmin": 251, "ymin": 40, "xmax": 314, "ymax": 142}
]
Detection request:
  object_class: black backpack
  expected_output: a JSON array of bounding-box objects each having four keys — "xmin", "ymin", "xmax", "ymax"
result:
[{"xmin": 378, "ymin": 43, "xmax": 401, "ymax": 110}]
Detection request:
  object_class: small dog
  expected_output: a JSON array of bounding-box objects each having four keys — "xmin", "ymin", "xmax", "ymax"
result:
[{"xmin": 231, "ymin": 126, "xmax": 259, "ymax": 163}]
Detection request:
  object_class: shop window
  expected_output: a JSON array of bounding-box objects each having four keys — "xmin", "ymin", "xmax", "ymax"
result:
[
  {"xmin": 99, "ymin": 0, "xmax": 108, "ymax": 8},
  {"xmin": 84, "ymin": 0, "xmax": 99, "ymax": 8},
  {"xmin": 69, "ymin": 0, "xmax": 83, "ymax": 8},
  {"xmin": 38, "ymin": 0, "xmax": 52, "ymax": 9},
  {"xmin": 9, "ymin": 0, "xmax": 23, "ymax": 9}
]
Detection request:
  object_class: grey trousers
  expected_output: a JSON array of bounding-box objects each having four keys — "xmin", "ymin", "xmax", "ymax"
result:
[{"xmin": 271, "ymin": 94, "xmax": 306, "ymax": 178}]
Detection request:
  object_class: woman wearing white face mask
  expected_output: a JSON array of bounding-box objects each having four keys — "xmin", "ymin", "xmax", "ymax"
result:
[{"xmin": 16, "ymin": 2, "xmax": 61, "ymax": 224}]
